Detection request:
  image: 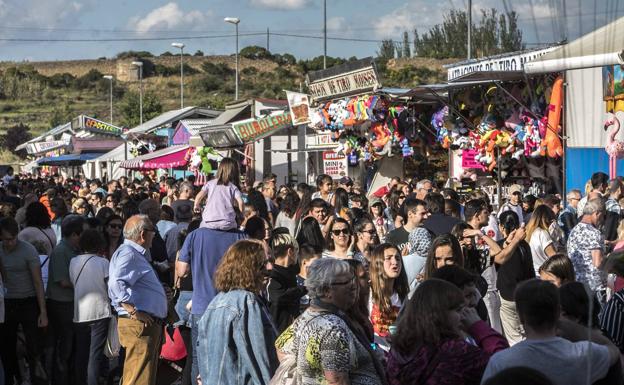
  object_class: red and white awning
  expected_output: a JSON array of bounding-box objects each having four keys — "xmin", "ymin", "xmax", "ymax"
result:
[{"xmin": 120, "ymin": 144, "xmax": 191, "ymax": 170}]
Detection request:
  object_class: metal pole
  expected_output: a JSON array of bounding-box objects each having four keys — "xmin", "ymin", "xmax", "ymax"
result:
[
  {"xmin": 323, "ymin": 0, "xmax": 327, "ymax": 69},
  {"xmin": 235, "ymin": 23, "xmax": 239, "ymax": 100},
  {"xmin": 139, "ymin": 67, "xmax": 143, "ymax": 125},
  {"xmin": 467, "ymin": 0, "xmax": 472, "ymax": 59},
  {"xmin": 109, "ymin": 78, "xmax": 113, "ymax": 123},
  {"xmin": 267, "ymin": 28, "xmax": 270, "ymax": 51},
  {"xmin": 180, "ymin": 46, "xmax": 184, "ymax": 108}
]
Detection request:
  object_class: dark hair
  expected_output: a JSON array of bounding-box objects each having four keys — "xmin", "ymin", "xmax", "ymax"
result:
[
  {"xmin": 79, "ymin": 229, "xmax": 106, "ymax": 254},
  {"xmin": 444, "ymin": 199, "xmax": 461, "ymax": 218},
  {"xmin": 279, "ymin": 190, "xmax": 300, "ymax": 218},
  {"xmin": 350, "ymin": 194, "xmax": 368, "ymax": 209},
  {"xmin": 315, "ymin": 174, "xmax": 332, "ymax": 188},
  {"xmin": 498, "ymin": 210, "xmax": 520, "ymax": 235},
  {"xmin": 25, "ymin": 201, "xmax": 51, "ymax": 229},
  {"xmin": 542, "ymin": 194, "xmax": 561, "ymax": 208},
  {"xmin": 0, "ymin": 217, "xmax": 18, "ymax": 236},
  {"xmin": 431, "ymin": 265, "xmax": 477, "ymax": 289},
  {"xmin": 245, "ymin": 216, "xmax": 268, "ymax": 240},
  {"xmin": 559, "ymin": 281, "xmax": 600, "ymax": 327},
  {"xmin": 369, "ymin": 243, "xmax": 409, "ymax": 315},
  {"xmin": 386, "ymin": 188, "xmax": 404, "ymax": 220},
  {"xmin": 299, "ymin": 244, "xmax": 320, "ymax": 263},
  {"xmin": 441, "ymin": 188, "xmax": 460, "ymax": 202},
  {"xmin": 85, "ymin": 217, "xmax": 101, "ymax": 230},
  {"xmin": 464, "ymin": 199, "xmax": 487, "ymax": 222},
  {"xmin": 161, "ymin": 205, "xmax": 174, "ymax": 221},
  {"xmin": 308, "ymin": 198, "xmax": 327, "ymax": 211},
  {"xmin": 295, "ymin": 183, "xmax": 314, "ymax": 220},
  {"xmin": 404, "ymin": 198, "xmax": 426, "ymax": 215},
  {"xmin": 344, "ymin": 258, "xmax": 374, "ymax": 342},
  {"xmin": 61, "ymin": 215, "xmax": 86, "ymax": 238},
  {"xmin": 103, "ymin": 214, "xmax": 124, "ymax": 249},
  {"xmin": 424, "ymin": 233, "xmax": 464, "ymax": 279},
  {"xmin": 538, "ymin": 254, "xmax": 575, "ymax": 285},
  {"xmin": 179, "ymin": 218, "xmax": 201, "ymax": 250},
  {"xmin": 95, "ymin": 207, "xmax": 114, "ymax": 224},
  {"xmin": 425, "ymin": 192, "xmax": 445, "ymax": 214},
  {"xmin": 247, "ymin": 190, "xmax": 269, "ymax": 222},
  {"xmin": 515, "ymin": 279, "xmax": 560, "ymax": 332},
  {"xmin": 483, "ymin": 367, "xmax": 554, "ymax": 385},
  {"xmin": 591, "ymin": 171, "xmax": 609, "ymax": 189},
  {"xmin": 393, "ymin": 279, "xmax": 464, "ymax": 354},
  {"xmin": 332, "ymin": 188, "xmax": 349, "ymax": 215},
  {"xmin": 325, "ymin": 218, "xmax": 351, "ymax": 251},
  {"xmin": 296, "ymin": 217, "xmax": 325, "ymax": 254}
]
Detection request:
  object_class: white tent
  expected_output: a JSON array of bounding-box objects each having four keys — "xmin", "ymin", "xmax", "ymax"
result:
[
  {"xmin": 84, "ymin": 144, "xmax": 132, "ymax": 181},
  {"xmin": 525, "ymin": 16, "xmax": 624, "ymax": 74}
]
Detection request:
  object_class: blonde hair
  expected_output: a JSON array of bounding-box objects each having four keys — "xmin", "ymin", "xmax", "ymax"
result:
[
  {"xmin": 525, "ymin": 205, "xmax": 555, "ymax": 242},
  {"xmin": 585, "ymin": 179, "xmax": 592, "ymax": 196},
  {"xmin": 617, "ymin": 219, "xmax": 624, "ymax": 242},
  {"xmin": 271, "ymin": 232, "xmax": 299, "ymax": 258}
]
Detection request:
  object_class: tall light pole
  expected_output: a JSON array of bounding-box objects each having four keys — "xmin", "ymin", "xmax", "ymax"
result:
[
  {"xmin": 467, "ymin": 0, "xmax": 472, "ymax": 59},
  {"xmin": 171, "ymin": 42, "xmax": 185, "ymax": 108},
  {"xmin": 323, "ymin": 0, "xmax": 327, "ymax": 69},
  {"xmin": 102, "ymin": 75, "xmax": 113, "ymax": 123},
  {"xmin": 224, "ymin": 17, "xmax": 240, "ymax": 100},
  {"xmin": 131, "ymin": 61, "xmax": 143, "ymax": 125}
]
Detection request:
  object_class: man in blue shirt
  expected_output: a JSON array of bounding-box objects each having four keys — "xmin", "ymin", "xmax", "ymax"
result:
[
  {"xmin": 176, "ymin": 226, "xmax": 246, "ymax": 384},
  {"xmin": 108, "ymin": 214, "xmax": 167, "ymax": 385}
]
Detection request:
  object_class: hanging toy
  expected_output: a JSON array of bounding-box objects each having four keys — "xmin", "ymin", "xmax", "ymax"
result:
[
  {"xmin": 400, "ymin": 137, "xmax": 414, "ymax": 157},
  {"xmin": 605, "ymin": 116, "xmax": 624, "ymax": 179},
  {"xmin": 540, "ymin": 76, "xmax": 564, "ymax": 158}
]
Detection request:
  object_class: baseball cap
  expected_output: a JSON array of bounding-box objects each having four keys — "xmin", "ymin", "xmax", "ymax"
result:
[
  {"xmin": 508, "ymin": 184, "xmax": 523, "ymax": 195},
  {"xmin": 339, "ymin": 176, "xmax": 353, "ymax": 186},
  {"xmin": 369, "ymin": 197, "xmax": 383, "ymax": 206}
]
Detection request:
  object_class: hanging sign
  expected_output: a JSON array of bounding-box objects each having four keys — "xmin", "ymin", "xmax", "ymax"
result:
[
  {"xmin": 232, "ymin": 112, "xmax": 293, "ymax": 143},
  {"xmin": 306, "ymin": 57, "xmax": 381, "ymax": 101},
  {"xmin": 446, "ymin": 46, "xmax": 559, "ymax": 80},
  {"xmin": 306, "ymin": 131, "xmax": 338, "ymax": 149},
  {"xmin": 285, "ymin": 90, "xmax": 311, "ymax": 125},
  {"xmin": 81, "ymin": 116, "xmax": 122, "ymax": 136},
  {"xmin": 322, "ymin": 151, "xmax": 348, "ymax": 179},
  {"xmin": 461, "ymin": 149, "xmax": 485, "ymax": 170},
  {"xmin": 27, "ymin": 140, "xmax": 69, "ymax": 155}
]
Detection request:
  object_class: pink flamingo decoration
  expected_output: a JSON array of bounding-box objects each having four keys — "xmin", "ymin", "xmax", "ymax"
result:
[{"xmin": 605, "ymin": 116, "xmax": 624, "ymax": 179}]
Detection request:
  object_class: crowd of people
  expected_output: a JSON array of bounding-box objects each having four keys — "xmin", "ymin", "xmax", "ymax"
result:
[{"xmin": 1, "ymin": 162, "xmax": 624, "ymax": 385}]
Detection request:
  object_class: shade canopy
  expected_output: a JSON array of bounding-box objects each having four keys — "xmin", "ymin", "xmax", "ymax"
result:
[
  {"xmin": 120, "ymin": 145, "xmax": 190, "ymax": 170},
  {"xmin": 37, "ymin": 152, "xmax": 105, "ymax": 166}
]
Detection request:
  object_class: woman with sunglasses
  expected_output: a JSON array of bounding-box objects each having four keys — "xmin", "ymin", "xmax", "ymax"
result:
[
  {"xmin": 103, "ymin": 215, "xmax": 124, "ymax": 259},
  {"xmin": 322, "ymin": 218, "xmax": 354, "ymax": 260},
  {"xmin": 385, "ymin": 188, "xmax": 407, "ymax": 231},
  {"xmin": 369, "ymin": 243, "xmax": 409, "ymax": 351},
  {"xmin": 72, "ymin": 197, "xmax": 91, "ymax": 217},
  {"xmin": 352, "ymin": 218, "xmax": 378, "ymax": 267}
]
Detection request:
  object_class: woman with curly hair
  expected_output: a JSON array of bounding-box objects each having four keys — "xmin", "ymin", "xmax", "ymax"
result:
[
  {"xmin": 368, "ymin": 243, "xmax": 409, "ymax": 350},
  {"xmin": 197, "ymin": 239, "xmax": 278, "ymax": 385}
]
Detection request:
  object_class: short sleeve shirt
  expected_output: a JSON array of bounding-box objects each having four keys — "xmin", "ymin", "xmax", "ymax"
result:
[
  {"xmin": 567, "ymin": 222, "xmax": 605, "ymax": 291},
  {"xmin": 275, "ymin": 309, "xmax": 381, "ymax": 385},
  {"xmin": 0, "ymin": 240, "xmax": 40, "ymax": 299},
  {"xmin": 47, "ymin": 239, "xmax": 78, "ymax": 302}
]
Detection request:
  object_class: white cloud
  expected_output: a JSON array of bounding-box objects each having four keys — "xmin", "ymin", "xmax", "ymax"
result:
[
  {"xmin": 249, "ymin": 0, "xmax": 310, "ymax": 10},
  {"xmin": 327, "ymin": 16, "xmax": 346, "ymax": 31},
  {"xmin": 0, "ymin": 0, "xmax": 92, "ymax": 34},
  {"xmin": 374, "ymin": 3, "xmax": 441, "ymax": 39},
  {"xmin": 128, "ymin": 3, "xmax": 213, "ymax": 34}
]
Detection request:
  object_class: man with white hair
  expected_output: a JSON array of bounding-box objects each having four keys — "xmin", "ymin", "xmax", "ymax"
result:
[
  {"xmin": 415, "ymin": 179, "xmax": 433, "ymax": 200},
  {"xmin": 108, "ymin": 214, "xmax": 167, "ymax": 385},
  {"xmin": 567, "ymin": 198, "xmax": 607, "ymax": 302},
  {"xmin": 558, "ymin": 189, "xmax": 581, "ymax": 240}
]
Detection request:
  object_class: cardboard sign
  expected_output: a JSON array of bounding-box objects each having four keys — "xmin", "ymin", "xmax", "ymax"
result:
[
  {"xmin": 322, "ymin": 151, "xmax": 348, "ymax": 179},
  {"xmin": 285, "ymin": 91, "xmax": 311, "ymax": 125},
  {"xmin": 232, "ymin": 112, "xmax": 293, "ymax": 143},
  {"xmin": 461, "ymin": 149, "xmax": 485, "ymax": 170}
]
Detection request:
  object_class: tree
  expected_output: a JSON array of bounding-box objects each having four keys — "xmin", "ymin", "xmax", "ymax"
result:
[
  {"xmin": 194, "ymin": 50, "xmax": 204, "ymax": 56},
  {"xmin": 49, "ymin": 102, "xmax": 73, "ymax": 127},
  {"xmin": 119, "ymin": 91, "xmax": 162, "ymax": 128},
  {"xmin": 239, "ymin": 46, "xmax": 272, "ymax": 60},
  {"xmin": 377, "ymin": 39, "xmax": 396, "ymax": 61},
  {"xmin": 402, "ymin": 31, "xmax": 411, "ymax": 58},
  {"xmin": 161, "ymin": 51, "xmax": 174, "ymax": 56},
  {"xmin": 1, "ymin": 123, "xmax": 31, "ymax": 158}
]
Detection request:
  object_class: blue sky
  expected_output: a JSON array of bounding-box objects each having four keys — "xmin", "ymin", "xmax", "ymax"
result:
[{"xmin": 0, "ymin": 0, "xmax": 622, "ymax": 62}]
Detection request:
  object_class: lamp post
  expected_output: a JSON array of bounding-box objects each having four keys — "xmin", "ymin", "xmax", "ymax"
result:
[
  {"xmin": 224, "ymin": 17, "xmax": 240, "ymax": 100},
  {"xmin": 131, "ymin": 61, "xmax": 143, "ymax": 125},
  {"xmin": 102, "ymin": 75, "xmax": 113, "ymax": 123},
  {"xmin": 171, "ymin": 42, "xmax": 185, "ymax": 108}
]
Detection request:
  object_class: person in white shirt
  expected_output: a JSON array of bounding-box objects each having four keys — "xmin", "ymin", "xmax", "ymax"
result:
[
  {"xmin": 577, "ymin": 172, "xmax": 609, "ymax": 218},
  {"xmin": 498, "ymin": 184, "xmax": 524, "ymax": 225},
  {"xmin": 69, "ymin": 229, "xmax": 110, "ymax": 385}
]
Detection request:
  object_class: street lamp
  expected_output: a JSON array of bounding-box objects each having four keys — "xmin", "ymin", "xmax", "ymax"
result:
[
  {"xmin": 171, "ymin": 42, "xmax": 185, "ymax": 108},
  {"xmin": 102, "ymin": 75, "xmax": 113, "ymax": 123},
  {"xmin": 131, "ymin": 61, "xmax": 143, "ymax": 125},
  {"xmin": 224, "ymin": 17, "xmax": 240, "ymax": 100}
]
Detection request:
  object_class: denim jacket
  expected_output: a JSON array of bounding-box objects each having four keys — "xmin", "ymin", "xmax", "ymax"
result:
[{"xmin": 198, "ymin": 289, "xmax": 279, "ymax": 385}]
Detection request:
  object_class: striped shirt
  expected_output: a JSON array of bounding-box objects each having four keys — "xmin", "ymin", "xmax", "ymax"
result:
[{"xmin": 600, "ymin": 289, "xmax": 624, "ymax": 352}]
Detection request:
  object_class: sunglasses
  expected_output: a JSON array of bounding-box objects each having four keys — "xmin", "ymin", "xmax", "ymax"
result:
[
  {"xmin": 399, "ymin": 195, "xmax": 406, "ymax": 199},
  {"xmin": 108, "ymin": 224, "xmax": 123, "ymax": 229},
  {"xmin": 106, "ymin": 200, "xmax": 114, "ymax": 203},
  {"xmin": 331, "ymin": 228, "xmax": 351, "ymax": 236},
  {"xmin": 362, "ymin": 230, "xmax": 377, "ymax": 235}
]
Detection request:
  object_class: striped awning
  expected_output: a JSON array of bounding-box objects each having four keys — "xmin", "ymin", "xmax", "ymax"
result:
[{"xmin": 120, "ymin": 145, "xmax": 190, "ymax": 170}]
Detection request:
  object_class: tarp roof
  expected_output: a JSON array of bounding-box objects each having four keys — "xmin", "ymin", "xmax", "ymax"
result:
[
  {"xmin": 127, "ymin": 106, "xmax": 222, "ymax": 135},
  {"xmin": 37, "ymin": 152, "xmax": 105, "ymax": 166},
  {"xmin": 16, "ymin": 122, "xmax": 73, "ymax": 151},
  {"xmin": 120, "ymin": 144, "xmax": 190, "ymax": 169},
  {"xmin": 88, "ymin": 143, "xmax": 131, "ymax": 163},
  {"xmin": 525, "ymin": 15, "xmax": 624, "ymax": 73}
]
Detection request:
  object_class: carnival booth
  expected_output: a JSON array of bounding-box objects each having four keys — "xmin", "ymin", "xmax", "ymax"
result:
[
  {"xmin": 523, "ymin": 15, "xmax": 624, "ymax": 193},
  {"xmin": 431, "ymin": 47, "xmax": 566, "ymax": 204}
]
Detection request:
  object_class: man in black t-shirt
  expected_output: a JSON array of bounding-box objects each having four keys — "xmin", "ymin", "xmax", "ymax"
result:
[{"xmin": 385, "ymin": 198, "xmax": 429, "ymax": 253}]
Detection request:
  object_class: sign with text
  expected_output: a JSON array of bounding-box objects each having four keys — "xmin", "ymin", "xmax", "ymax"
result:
[
  {"xmin": 232, "ymin": 112, "xmax": 293, "ymax": 143},
  {"xmin": 322, "ymin": 151, "xmax": 348, "ymax": 179},
  {"xmin": 306, "ymin": 131, "xmax": 338, "ymax": 149},
  {"xmin": 27, "ymin": 140, "xmax": 69, "ymax": 155},
  {"xmin": 307, "ymin": 58, "xmax": 380, "ymax": 101},
  {"xmin": 446, "ymin": 46, "xmax": 559, "ymax": 80},
  {"xmin": 81, "ymin": 116, "xmax": 122, "ymax": 136},
  {"xmin": 461, "ymin": 149, "xmax": 486, "ymax": 170},
  {"xmin": 285, "ymin": 90, "xmax": 311, "ymax": 125}
]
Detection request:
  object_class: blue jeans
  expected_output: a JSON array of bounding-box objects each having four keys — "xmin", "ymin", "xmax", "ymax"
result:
[
  {"xmin": 191, "ymin": 314, "xmax": 201, "ymax": 385},
  {"xmin": 175, "ymin": 291, "xmax": 193, "ymax": 328},
  {"xmin": 74, "ymin": 318, "xmax": 109, "ymax": 385}
]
